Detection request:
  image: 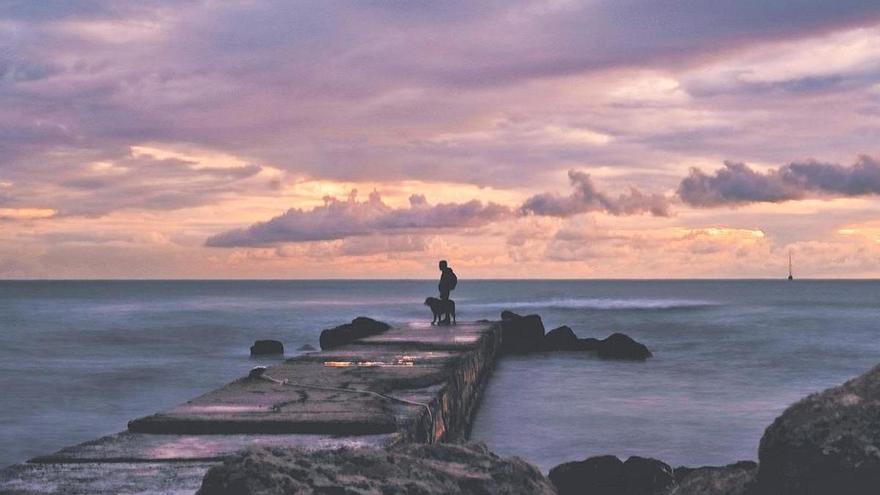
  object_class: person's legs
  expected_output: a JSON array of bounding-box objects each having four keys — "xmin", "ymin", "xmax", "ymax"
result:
[{"xmin": 439, "ymin": 290, "xmax": 450, "ymax": 323}]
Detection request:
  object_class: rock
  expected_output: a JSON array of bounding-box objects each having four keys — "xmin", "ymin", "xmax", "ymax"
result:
[
  {"xmin": 296, "ymin": 344, "xmax": 316, "ymax": 351},
  {"xmin": 670, "ymin": 461, "xmax": 757, "ymax": 495},
  {"xmin": 544, "ymin": 325, "xmax": 580, "ymax": 350},
  {"xmin": 501, "ymin": 310, "xmax": 522, "ymax": 320},
  {"xmin": 578, "ymin": 337, "xmax": 600, "ymax": 351},
  {"xmin": 249, "ymin": 340, "xmax": 283, "ymax": 356},
  {"xmin": 543, "ymin": 326, "xmax": 606, "ymax": 352},
  {"xmin": 499, "ymin": 312, "xmax": 545, "ymax": 353},
  {"xmin": 757, "ymin": 363, "xmax": 880, "ymax": 494},
  {"xmin": 623, "ymin": 456, "xmax": 675, "ymax": 494},
  {"xmin": 318, "ymin": 316, "xmax": 391, "ymax": 350},
  {"xmin": 549, "ymin": 455, "xmax": 674, "ymax": 495},
  {"xmin": 549, "ymin": 455, "xmax": 625, "ymax": 495},
  {"xmin": 197, "ymin": 442, "xmax": 556, "ymax": 495},
  {"xmin": 597, "ymin": 333, "xmax": 652, "ymax": 360}
]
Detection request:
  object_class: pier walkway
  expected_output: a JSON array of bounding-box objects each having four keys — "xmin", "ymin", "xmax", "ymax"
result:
[{"xmin": 0, "ymin": 321, "xmax": 501, "ymax": 494}]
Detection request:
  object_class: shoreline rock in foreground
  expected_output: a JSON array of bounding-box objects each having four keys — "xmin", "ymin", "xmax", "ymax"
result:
[
  {"xmin": 757, "ymin": 363, "xmax": 880, "ymax": 494},
  {"xmin": 197, "ymin": 442, "xmax": 556, "ymax": 495},
  {"xmin": 670, "ymin": 461, "xmax": 757, "ymax": 495},
  {"xmin": 549, "ymin": 454, "xmax": 675, "ymax": 495}
]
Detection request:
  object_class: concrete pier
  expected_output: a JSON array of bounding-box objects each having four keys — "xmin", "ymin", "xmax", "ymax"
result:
[{"xmin": 0, "ymin": 321, "xmax": 501, "ymax": 494}]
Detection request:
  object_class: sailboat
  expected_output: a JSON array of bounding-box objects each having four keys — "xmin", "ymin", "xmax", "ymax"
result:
[{"xmin": 788, "ymin": 252, "xmax": 794, "ymax": 281}]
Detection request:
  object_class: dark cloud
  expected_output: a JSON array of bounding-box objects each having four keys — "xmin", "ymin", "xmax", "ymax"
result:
[
  {"xmin": 678, "ymin": 156, "xmax": 880, "ymax": 206},
  {"xmin": 2, "ymin": 0, "xmax": 879, "ymax": 191},
  {"xmin": 520, "ymin": 170, "xmax": 671, "ymax": 217},
  {"xmin": 205, "ymin": 191, "xmax": 513, "ymax": 247}
]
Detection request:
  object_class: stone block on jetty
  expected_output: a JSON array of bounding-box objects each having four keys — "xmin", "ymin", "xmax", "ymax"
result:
[
  {"xmin": 249, "ymin": 339, "xmax": 283, "ymax": 356},
  {"xmin": 197, "ymin": 442, "xmax": 556, "ymax": 495},
  {"xmin": 757, "ymin": 363, "xmax": 880, "ymax": 494},
  {"xmin": 597, "ymin": 332, "xmax": 652, "ymax": 360},
  {"xmin": 319, "ymin": 316, "xmax": 390, "ymax": 350},
  {"xmin": 499, "ymin": 311, "xmax": 545, "ymax": 353},
  {"xmin": 549, "ymin": 454, "xmax": 674, "ymax": 495}
]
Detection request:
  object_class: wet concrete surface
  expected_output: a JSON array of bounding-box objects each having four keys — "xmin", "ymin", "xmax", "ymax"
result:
[{"xmin": 0, "ymin": 321, "xmax": 500, "ymax": 494}]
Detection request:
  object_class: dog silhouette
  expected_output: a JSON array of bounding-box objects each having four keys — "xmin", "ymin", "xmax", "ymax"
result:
[{"xmin": 424, "ymin": 297, "xmax": 456, "ymax": 325}]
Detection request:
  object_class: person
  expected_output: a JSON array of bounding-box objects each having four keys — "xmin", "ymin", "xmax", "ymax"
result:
[{"xmin": 438, "ymin": 260, "xmax": 457, "ymax": 323}]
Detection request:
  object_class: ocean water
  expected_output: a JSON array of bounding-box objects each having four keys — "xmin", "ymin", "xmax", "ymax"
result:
[{"xmin": 1, "ymin": 280, "xmax": 879, "ymax": 472}]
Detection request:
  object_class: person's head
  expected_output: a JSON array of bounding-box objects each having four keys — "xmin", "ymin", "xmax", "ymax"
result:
[{"xmin": 438, "ymin": 260, "xmax": 448, "ymax": 271}]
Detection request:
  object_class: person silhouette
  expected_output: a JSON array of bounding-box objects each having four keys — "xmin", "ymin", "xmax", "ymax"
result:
[{"xmin": 438, "ymin": 260, "xmax": 457, "ymax": 324}]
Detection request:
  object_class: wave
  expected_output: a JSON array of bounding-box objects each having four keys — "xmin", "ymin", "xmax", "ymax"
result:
[{"xmin": 469, "ymin": 298, "xmax": 715, "ymax": 311}]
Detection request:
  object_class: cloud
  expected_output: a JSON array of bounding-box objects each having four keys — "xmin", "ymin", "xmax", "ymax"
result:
[
  {"xmin": 678, "ymin": 156, "xmax": 880, "ymax": 206},
  {"xmin": 207, "ymin": 169, "xmax": 673, "ymax": 247},
  {"xmin": 0, "ymin": 146, "xmax": 270, "ymax": 218},
  {"xmin": 520, "ymin": 170, "xmax": 671, "ymax": 217},
  {"xmin": 206, "ymin": 190, "xmax": 512, "ymax": 247}
]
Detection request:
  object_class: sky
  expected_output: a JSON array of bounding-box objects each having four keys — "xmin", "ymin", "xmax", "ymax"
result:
[{"xmin": 3, "ymin": 1, "xmax": 880, "ymax": 279}]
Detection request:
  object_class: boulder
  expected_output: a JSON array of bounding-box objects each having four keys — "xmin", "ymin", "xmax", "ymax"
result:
[
  {"xmin": 623, "ymin": 456, "xmax": 675, "ymax": 494},
  {"xmin": 549, "ymin": 455, "xmax": 625, "ymax": 495},
  {"xmin": 544, "ymin": 325, "xmax": 580, "ymax": 350},
  {"xmin": 549, "ymin": 455, "xmax": 674, "ymax": 495},
  {"xmin": 597, "ymin": 333, "xmax": 652, "ymax": 360},
  {"xmin": 757, "ymin": 363, "xmax": 880, "ymax": 494},
  {"xmin": 671, "ymin": 461, "xmax": 757, "ymax": 495},
  {"xmin": 501, "ymin": 310, "xmax": 523, "ymax": 321},
  {"xmin": 197, "ymin": 442, "xmax": 556, "ymax": 495},
  {"xmin": 296, "ymin": 344, "xmax": 316, "ymax": 351},
  {"xmin": 579, "ymin": 337, "xmax": 601, "ymax": 351},
  {"xmin": 318, "ymin": 317, "xmax": 391, "ymax": 350},
  {"xmin": 499, "ymin": 312, "xmax": 545, "ymax": 353},
  {"xmin": 249, "ymin": 340, "xmax": 283, "ymax": 356}
]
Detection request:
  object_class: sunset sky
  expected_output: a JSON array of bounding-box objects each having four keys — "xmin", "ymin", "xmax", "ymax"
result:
[{"xmin": 3, "ymin": 1, "xmax": 880, "ymax": 278}]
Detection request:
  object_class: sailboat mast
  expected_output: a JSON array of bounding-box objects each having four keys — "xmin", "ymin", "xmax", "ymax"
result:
[{"xmin": 788, "ymin": 251, "xmax": 793, "ymax": 280}]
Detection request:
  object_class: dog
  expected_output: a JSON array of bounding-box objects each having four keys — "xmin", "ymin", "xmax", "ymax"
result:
[{"xmin": 424, "ymin": 297, "xmax": 456, "ymax": 325}]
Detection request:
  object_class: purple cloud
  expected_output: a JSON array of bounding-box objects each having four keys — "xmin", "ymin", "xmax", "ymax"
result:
[
  {"xmin": 205, "ymin": 191, "xmax": 513, "ymax": 247},
  {"xmin": 520, "ymin": 170, "xmax": 671, "ymax": 217},
  {"xmin": 678, "ymin": 156, "xmax": 880, "ymax": 206}
]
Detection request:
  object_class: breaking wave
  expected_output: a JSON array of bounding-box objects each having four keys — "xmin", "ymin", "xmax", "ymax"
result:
[{"xmin": 470, "ymin": 298, "xmax": 715, "ymax": 310}]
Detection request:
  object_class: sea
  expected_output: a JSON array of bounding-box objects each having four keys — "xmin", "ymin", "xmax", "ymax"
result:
[{"xmin": 2, "ymin": 280, "xmax": 879, "ymax": 471}]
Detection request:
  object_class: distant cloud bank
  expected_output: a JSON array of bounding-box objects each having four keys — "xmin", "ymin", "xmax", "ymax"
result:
[
  {"xmin": 206, "ymin": 170, "xmax": 670, "ymax": 247},
  {"xmin": 210, "ymin": 155, "xmax": 880, "ymax": 246}
]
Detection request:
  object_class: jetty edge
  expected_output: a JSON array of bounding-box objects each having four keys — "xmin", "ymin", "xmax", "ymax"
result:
[{"xmin": 0, "ymin": 320, "xmax": 502, "ymax": 494}]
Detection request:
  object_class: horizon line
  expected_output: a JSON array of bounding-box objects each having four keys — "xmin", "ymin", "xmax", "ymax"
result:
[{"xmin": 2, "ymin": 277, "xmax": 878, "ymax": 282}]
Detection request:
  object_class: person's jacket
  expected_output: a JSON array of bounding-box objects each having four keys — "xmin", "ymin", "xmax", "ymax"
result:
[{"xmin": 439, "ymin": 268, "xmax": 456, "ymax": 292}]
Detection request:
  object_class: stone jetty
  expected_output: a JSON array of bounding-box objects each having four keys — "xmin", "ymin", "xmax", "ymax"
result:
[{"xmin": 0, "ymin": 321, "xmax": 501, "ymax": 494}]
